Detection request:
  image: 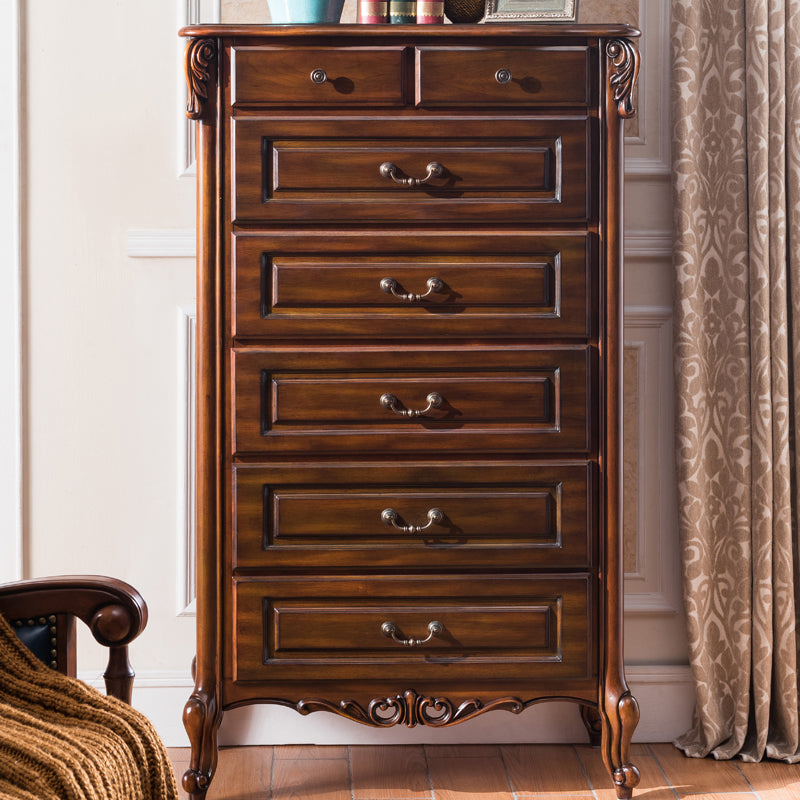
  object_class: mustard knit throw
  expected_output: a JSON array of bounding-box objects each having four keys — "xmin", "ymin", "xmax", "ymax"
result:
[{"xmin": 0, "ymin": 613, "xmax": 177, "ymax": 800}]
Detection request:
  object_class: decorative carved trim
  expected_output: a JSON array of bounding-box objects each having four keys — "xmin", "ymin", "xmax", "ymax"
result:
[
  {"xmin": 296, "ymin": 690, "xmax": 528, "ymax": 728},
  {"xmin": 607, "ymin": 39, "xmax": 640, "ymax": 119},
  {"xmin": 184, "ymin": 38, "xmax": 216, "ymax": 120}
]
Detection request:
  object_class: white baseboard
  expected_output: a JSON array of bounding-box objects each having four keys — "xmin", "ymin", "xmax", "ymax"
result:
[{"xmin": 83, "ymin": 665, "xmax": 694, "ymax": 747}]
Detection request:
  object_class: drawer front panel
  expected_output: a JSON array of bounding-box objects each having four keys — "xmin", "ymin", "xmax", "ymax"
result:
[
  {"xmin": 232, "ymin": 233, "xmax": 592, "ymax": 339},
  {"xmin": 233, "ymin": 462, "xmax": 592, "ymax": 569},
  {"xmin": 234, "ymin": 574, "xmax": 592, "ymax": 682},
  {"xmin": 232, "ymin": 118, "xmax": 590, "ymax": 223},
  {"xmin": 231, "ymin": 47, "xmax": 406, "ymax": 106},
  {"xmin": 416, "ymin": 47, "xmax": 590, "ymax": 107},
  {"xmin": 232, "ymin": 347, "xmax": 591, "ymax": 455}
]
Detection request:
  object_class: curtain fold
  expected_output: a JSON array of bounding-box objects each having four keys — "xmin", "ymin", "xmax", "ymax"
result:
[{"xmin": 672, "ymin": 0, "xmax": 800, "ymax": 761}]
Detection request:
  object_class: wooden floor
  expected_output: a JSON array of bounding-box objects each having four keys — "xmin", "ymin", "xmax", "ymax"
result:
[{"xmin": 168, "ymin": 743, "xmax": 800, "ymax": 799}]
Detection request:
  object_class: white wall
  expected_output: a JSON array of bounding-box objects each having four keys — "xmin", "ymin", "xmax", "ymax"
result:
[
  {"xmin": 16, "ymin": 0, "xmax": 688, "ymax": 745},
  {"xmin": 21, "ymin": 0, "xmax": 197, "ymax": 671},
  {"xmin": 0, "ymin": 0, "xmax": 22, "ymax": 583}
]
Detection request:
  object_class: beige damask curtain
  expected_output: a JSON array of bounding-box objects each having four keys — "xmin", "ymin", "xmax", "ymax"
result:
[{"xmin": 672, "ymin": 1, "xmax": 800, "ymax": 760}]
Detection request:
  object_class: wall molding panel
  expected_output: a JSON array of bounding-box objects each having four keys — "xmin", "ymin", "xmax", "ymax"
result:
[
  {"xmin": 622, "ymin": 306, "xmax": 679, "ymax": 615},
  {"xmin": 127, "ymin": 229, "xmax": 196, "ymax": 258},
  {"xmin": 177, "ymin": 305, "xmax": 197, "ymax": 616},
  {"xmin": 0, "ymin": 0, "xmax": 23, "ymax": 582},
  {"xmin": 624, "ymin": 0, "xmax": 671, "ymax": 178}
]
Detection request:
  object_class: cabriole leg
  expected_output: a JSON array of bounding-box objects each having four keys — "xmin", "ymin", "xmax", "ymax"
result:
[
  {"xmin": 182, "ymin": 687, "xmax": 222, "ymax": 799},
  {"xmin": 600, "ymin": 690, "xmax": 640, "ymax": 799}
]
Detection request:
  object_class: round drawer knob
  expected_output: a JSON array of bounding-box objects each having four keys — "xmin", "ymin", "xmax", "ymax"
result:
[
  {"xmin": 495, "ymin": 68, "xmax": 512, "ymax": 85},
  {"xmin": 310, "ymin": 68, "xmax": 328, "ymax": 85}
]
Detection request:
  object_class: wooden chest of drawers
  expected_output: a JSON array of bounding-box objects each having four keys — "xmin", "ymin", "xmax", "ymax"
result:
[{"xmin": 181, "ymin": 24, "xmax": 640, "ymax": 799}]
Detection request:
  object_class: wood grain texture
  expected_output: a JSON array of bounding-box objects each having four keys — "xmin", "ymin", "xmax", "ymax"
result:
[
  {"xmin": 232, "ymin": 232, "xmax": 592, "ymax": 341},
  {"xmin": 272, "ymin": 755, "xmax": 351, "ymax": 800},
  {"xmin": 231, "ymin": 346, "xmax": 592, "ymax": 456},
  {"xmin": 502, "ymin": 744, "xmax": 594, "ymax": 797},
  {"xmin": 212, "ymin": 747, "xmax": 272, "ymax": 799},
  {"xmin": 650, "ymin": 744, "xmax": 753, "ymax": 799},
  {"xmin": 232, "ymin": 46, "xmax": 407, "ymax": 107},
  {"xmin": 232, "ymin": 461, "xmax": 593, "ymax": 570},
  {"xmin": 575, "ymin": 745, "xmax": 677, "ymax": 800},
  {"xmin": 232, "ymin": 117, "xmax": 590, "ymax": 224},
  {"xmin": 274, "ymin": 746, "xmax": 349, "ymax": 760},
  {"xmin": 415, "ymin": 46, "xmax": 590, "ymax": 107},
  {"xmin": 350, "ymin": 745, "xmax": 431, "ymax": 800},
  {"xmin": 425, "ymin": 750, "xmax": 512, "ymax": 800},
  {"xmin": 233, "ymin": 574, "xmax": 592, "ymax": 684},
  {"xmin": 168, "ymin": 744, "xmax": 778, "ymax": 800},
  {"xmin": 737, "ymin": 760, "xmax": 800, "ymax": 800}
]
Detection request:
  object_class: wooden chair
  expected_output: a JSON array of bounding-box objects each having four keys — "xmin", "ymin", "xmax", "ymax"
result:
[{"xmin": 0, "ymin": 575, "xmax": 147, "ymax": 703}]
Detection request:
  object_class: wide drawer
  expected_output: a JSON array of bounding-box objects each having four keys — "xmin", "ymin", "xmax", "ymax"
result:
[
  {"xmin": 233, "ymin": 462, "xmax": 593, "ymax": 570},
  {"xmin": 232, "ymin": 117, "xmax": 591, "ymax": 223},
  {"xmin": 232, "ymin": 232, "xmax": 592, "ymax": 340},
  {"xmin": 231, "ymin": 46, "xmax": 406, "ymax": 107},
  {"xmin": 415, "ymin": 47, "xmax": 591, "ymax": 107},
  {"xmin": 231, "ymin": 346, "xmax": 592, "ymax": 455},
  {"xmin": 233, "ymin": 574, "xmax": 593, "ymax": 683}
]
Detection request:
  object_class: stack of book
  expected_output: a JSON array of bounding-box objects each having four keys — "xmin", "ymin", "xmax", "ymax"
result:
[{"xmin": 358, "ymin": 0, "xmax": 444, "ymax": 23}]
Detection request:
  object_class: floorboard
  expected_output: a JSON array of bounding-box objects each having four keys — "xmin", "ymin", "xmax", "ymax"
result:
[{"xmin": 167, "ymin": 743, "xmax": 800, "ymax": 799}]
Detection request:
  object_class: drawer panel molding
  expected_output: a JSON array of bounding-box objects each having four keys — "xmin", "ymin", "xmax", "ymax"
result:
[
  {"xmin": 232, "ymin": 118, "xmax": 591, "ymax": 223},
  {"xmin": 233, "ymin": 462, "xmax": 593, "ymax": 569},
  {"xmin": 232, "ymin": 347, "xmax": 592, "ymax": 455},
  {"xmin": 234, "ymin": 574, "xmax": 592, "ymax": 683},
  {"xmin": 232, "ymin": 233, "xmax": 592, "ymax": 339}
]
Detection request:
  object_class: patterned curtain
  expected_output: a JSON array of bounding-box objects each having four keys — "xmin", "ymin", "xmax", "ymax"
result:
[{"xmin": 672, "ymin": 0, "xmax": 800, "ymax": 760}]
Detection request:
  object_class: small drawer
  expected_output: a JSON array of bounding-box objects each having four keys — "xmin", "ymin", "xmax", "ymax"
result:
[
  {"xmin": 232, "ymin": 117, "xmax": 590, "ymax": 223},
  {"xmin": 233, "ymin": 574, "xmax": 593, "ymax": 683},
  {"xmin": 231, "ymin": 47, "xmax": 406, "ymax": 107},
  {"xmin": 232, "ymin": 233, "xmax": 592, "ymax": 340},
  {"xmin": 231, "ymin": 346, "xmax": 592, "ymax": 455},
  {"xmin": 416, "ymin": 47, "xmax": 590, "ymax": 107},
  {"xmin": 233, "ymin": 462, "xmax": 593, "ymax": 570}
]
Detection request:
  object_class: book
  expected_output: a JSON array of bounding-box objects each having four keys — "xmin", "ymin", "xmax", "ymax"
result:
[
  {"xmin": 416, "ymin": 0, "xmax": 444, "ymax": 22},
  {"xmin": 357, "ymin": 0, "xmax": 389, "ymax": 22},
  {"xmin": 389, "ymin": 0, "xmax": 416, "ymax": 23}
]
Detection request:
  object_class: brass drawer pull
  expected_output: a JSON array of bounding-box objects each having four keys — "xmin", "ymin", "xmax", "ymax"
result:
[
  {"xmin": 310, "ymin": 68, "xmax": 328, "ymax": 84},
  {"xmin": 380, "ymin": 391, "xmax": 443, "ymax": 417},
  {"xmin": 379, "ymin": 161, "xmax": 444, "ymax": 188},
  {"xmin": 381, "ymin": 620, "xmax": 444, "ymax": 647},
  {"xmin": 381, "ymin": 507, "xmax": 444, "ymax": 534},
  {"xmin": 380, "ymin": 276, "xmax": 444, "ymax": 302},
  {"xmin": 495, "ymin": 68, "xmax": 512, "ymax": 84}
]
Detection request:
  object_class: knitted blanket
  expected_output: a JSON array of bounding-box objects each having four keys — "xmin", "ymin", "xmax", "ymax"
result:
[{"xmin": 0, "ymin": 613, "xmax": 177, "ymax": 800}]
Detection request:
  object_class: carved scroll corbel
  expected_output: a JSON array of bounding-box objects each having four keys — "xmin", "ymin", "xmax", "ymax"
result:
[
  {"xmin": 606, "ymin": 38, "xmax": 640, "ymax": 119},
  {"xmin": 185, "ymin": 38, "xmax": 217, "ymax": 120}
]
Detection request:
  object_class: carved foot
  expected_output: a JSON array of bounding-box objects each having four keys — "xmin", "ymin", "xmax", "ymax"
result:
[
  {"xmin": 579, "ymin": 704, "xmax": 603, "ymax": 747},
  {"xmin": 613, "ymin": 764, "xmax": 640, "ymax": 799},
  {"xmin": 181, "ymin": 768, "xmax": 210, "ymax": 800},
  {"xmin": 183, "ymin": 689, "xmax": 222, "ymax": 798},
  {"xmin": 600, "ymin": 691, "xmax": 640, "ymax": 799}
]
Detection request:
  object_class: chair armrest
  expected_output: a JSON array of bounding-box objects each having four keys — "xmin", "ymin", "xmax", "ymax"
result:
[{"xmin": 0, "ymin": 575, "xmax": 148, "ymax": 703}]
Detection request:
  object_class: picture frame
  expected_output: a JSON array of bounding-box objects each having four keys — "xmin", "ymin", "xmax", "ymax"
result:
[{"xmin": 483, "ymin": 0, "xmax": 577, "ymax": 22}]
